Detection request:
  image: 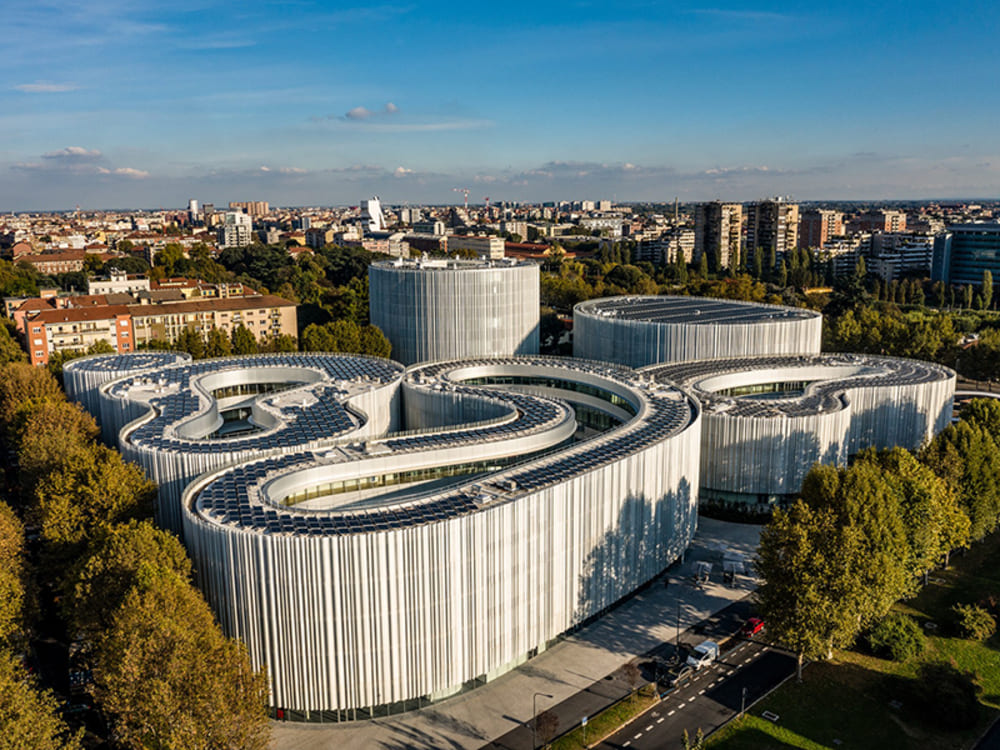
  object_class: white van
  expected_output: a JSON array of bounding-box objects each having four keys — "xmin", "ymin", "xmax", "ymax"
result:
[{"xmin": 685, "ymin": 640, "xmax": 720, "ymax": 670}]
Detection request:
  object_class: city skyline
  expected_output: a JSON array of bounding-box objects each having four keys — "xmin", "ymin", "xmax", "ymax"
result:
[{"xmin": 4, "ymin": 0, "xmax": 999, "ymax": 210}]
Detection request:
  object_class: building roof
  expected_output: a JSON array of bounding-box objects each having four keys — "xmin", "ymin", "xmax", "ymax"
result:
[
  {"xmin": 31, "ymin": 304, "xmax": 131, "ymax": 325},
  {"xmin": 575, "ymin": 295, "xmax": 821, "ymax": 325},
  {"xmin": 127, "ymin": 294, "xmax": 294, "ymax": 317}
]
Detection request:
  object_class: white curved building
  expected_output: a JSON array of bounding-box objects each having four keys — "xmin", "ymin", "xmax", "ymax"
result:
[
  {"xmin": 178, "ymin": 356, "xmax": 701, "ymax": 720},
  {"xmin": 62, "ymin": 352, "xmax": 192, "ymax": 443},
  {"xmin": 369, "ymin": 258, "xmax": 540, "ymax": 365},
  {"xmin": 95, "ymin": 354, "xmax": 405, "ymax": 535},
  {"xmin": 646, "ymin": 354, "xmax": 955, "ymax": 508},
  {"xmin": 574, "ymin": 295, "xmax": 822, "ymax": 367}
]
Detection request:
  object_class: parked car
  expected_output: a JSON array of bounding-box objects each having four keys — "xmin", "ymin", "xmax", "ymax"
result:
[
  {"xmin": 685, "ymin": 640, "xmax": 720, "ymax": 670},
  {"xmin": 741, "ymin": 617, "xmax": 765, "ymax": 638}
]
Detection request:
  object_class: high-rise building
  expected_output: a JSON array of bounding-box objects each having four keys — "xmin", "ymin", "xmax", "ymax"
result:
[
  {"xmin": 694, "ymin": 202, "xmax": 742, "ymax": 269},
  {"xmin": 798, "ymin": 209, "xmax": 843, "ymax": 250},
  {"xmin": 218, "ymin": 211, "xmax": 253, "ymax": 248},
  {"xmin": 361, "ymin": 197, "xmax": 387, "ymax": 233},
  {"xmin": 745, "ymin": 198, "xmax": 799, "ymax": 260},
  {"xmin": 932, "ymin": 224, "xmax": 1000, "ymax": 286},
  {"xmin": 849, "ymin": 209, "xmax": 907, "ymax": 234},
  {"xmin": 228, "ymin": 201, "xmax": 270, "ymax": 218}
]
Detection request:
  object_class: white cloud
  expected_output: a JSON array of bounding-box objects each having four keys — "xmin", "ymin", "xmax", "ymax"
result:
[
  {"xmin": 98, "ymin": 166, "xmax": 149, "ymax": 178},
  {"xmin": 43, "ymin": 146, "xmax": 102, "ymax": 162},
  {"xmin": 345, "ymin": 106, "xmax": 374, "ymax": 120},
  {"xmin": 14, "ymin": 81, "xmax": 79, "ymax": 93},
  {"xmin": 393, "ymin": 166, "xmax": 413, "ymax": 177}
]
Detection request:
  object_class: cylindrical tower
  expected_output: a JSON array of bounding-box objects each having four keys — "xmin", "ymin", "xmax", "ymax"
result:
[
  {"xmin": 574, "ymin": 295, "xmax": 822, "ymax": 367},
  {"xmin": 369, "ymin": 258, "xmax": 540, "ymax": 365}
]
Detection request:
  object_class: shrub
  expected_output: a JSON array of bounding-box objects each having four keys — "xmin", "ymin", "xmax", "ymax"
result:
[
  {"xmin": 952, "ymin": 603, "xmax": 997, "ymax": 641},
  {"xmin": 912, "ymin": 661, "xmax": 980, "ymax": 729},
  {"xmin": 865, "ymin": 613, "xmax": 925, "ymax": 661}
]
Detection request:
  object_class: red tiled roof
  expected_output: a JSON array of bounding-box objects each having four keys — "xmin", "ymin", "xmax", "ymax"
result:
[{"xmin": 31, "ymin": 305, "xmax": 131, "ymax": 324}]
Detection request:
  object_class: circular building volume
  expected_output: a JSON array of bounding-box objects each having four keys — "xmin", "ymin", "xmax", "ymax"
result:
[
  {"xmin": 180, "ymin": 356, "xmax": 701, "ymax": 721},
  {"xmin": 369, "ymin": 258, "xmax": 540, "ymax": 365},
  {"xmin": 646, "ymin": 353, "xmax": 955, "ymax": 509},
  {"xmin": 62, "ymin": 351, "xmax": 193, "ymax": 444},
  {"xmin": 573, "ymin": 295, "xmax": 822, "ymax": 367},
  {"xmin": 95, "ymin": 353, "xmax": 405, "ymax": 535}
]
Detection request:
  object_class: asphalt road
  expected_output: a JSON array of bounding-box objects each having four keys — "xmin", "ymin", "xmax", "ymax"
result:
[{"xmin": 598, "ymin": 639, "xmax": 796, "ymax": 750}]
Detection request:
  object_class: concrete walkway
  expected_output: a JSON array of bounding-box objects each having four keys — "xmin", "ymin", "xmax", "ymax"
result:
[{"xmin": 270, "ymin": 517, "xmax": 762, "ymax": 750}]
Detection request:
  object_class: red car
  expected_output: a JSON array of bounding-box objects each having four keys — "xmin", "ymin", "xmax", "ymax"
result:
[{"xmin": 741, "ymin": 617, "xmax": 765, "ymax": 638}]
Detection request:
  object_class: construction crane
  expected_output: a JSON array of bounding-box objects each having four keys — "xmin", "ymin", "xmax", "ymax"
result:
[
  {"xmin": 452, "ymin": 187, "xmax": 470, "ymax": 211},
  {"xmin": 483, "ymin": 196, "xmax": 490, "ymax": 211}
]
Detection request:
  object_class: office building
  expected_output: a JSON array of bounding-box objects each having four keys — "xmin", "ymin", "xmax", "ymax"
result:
[
  {"xmin": 932, "ymin": 224, "xmax": 1000, "ymax": 286},
  {"xmin": 369, "ymin": 258, "xmax": 539, "ymax": 365},
  {"xmin": 573, "ymin": 295, "xmax": 822, "ymax": 367},
  {"xmin": 647, "ymin": 354, "xmax": 954, "ymax": 508}
]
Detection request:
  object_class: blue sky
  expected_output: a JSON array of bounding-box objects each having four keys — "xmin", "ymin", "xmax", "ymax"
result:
[{"xmin": 3, "ymin": 0, "xmax": 999, "ymax": 210}]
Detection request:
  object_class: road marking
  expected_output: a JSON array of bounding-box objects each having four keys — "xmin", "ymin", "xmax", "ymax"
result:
[
  {"xmin": 688, "ymin": 696, "xmax": 697, "ymax": 702},
  {"xmin": 668, "ymin": 710, "xmax": 676, "ymax": 716},
  {"xmin": 657, "ymin": 718, "xmax": 665, "ymax": 724},
  {"xmin": 698, "ymin": 689, "xmax": 705, "ymax": 695},
  {"xmin": 744, "ymin": 658, "xmax": 752, "ymax": 664},
  {"xmin": 645, "ymin": 725, "xmax": 653, "ymax": 731},
  {"xmin": 676, "ymin": 704, "xmax": 685, "ymax": 711},
  {"xmin": 623, "ymin": 743, "xmax": 631, "ymax": 748},
  {"xmin": 634, "ymin": 733, "xmax": 642, "ymax": 739},
  {"xmin": 726, "ymin": 669, "xmax": 735, "ymax": 675}
]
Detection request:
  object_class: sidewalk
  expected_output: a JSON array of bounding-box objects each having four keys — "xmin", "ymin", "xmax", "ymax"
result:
[{"xmin": 270, "ymin": 517, "xmax": 762, "ymax": 750}]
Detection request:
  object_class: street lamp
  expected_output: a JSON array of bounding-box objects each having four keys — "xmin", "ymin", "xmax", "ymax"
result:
[{"xmin": 532, "ymin": 692, "xmax": 553, "ymax": 750}]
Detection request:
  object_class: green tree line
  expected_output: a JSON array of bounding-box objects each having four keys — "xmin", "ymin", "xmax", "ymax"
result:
[
  {"xmin": 757, "ymin": 399, "xmax": 1000, "ymax": 678},
  {"xmin": 0, "ymin": 356, "xmax": 270, "ymax": 749}
]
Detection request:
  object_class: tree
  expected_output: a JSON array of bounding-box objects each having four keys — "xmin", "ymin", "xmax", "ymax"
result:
[
  {"xmin": 0, "ymin": 364, "xmax": 63, "ymax": 438},
  {"xmin": 0, "ymin": 321, "xmax": 26, "ymax": 365},
  {"xmin": 262, "ymin": 333, "xmax": 297, "ymax": 353},
  {"xmin": 0, "ymin": 654, "xmax": 82, "ymax": 750},
  {"xmin": 983, "ymin": 270, "xmax": 994, "ymax": 310},
  {"xmin": 776, "ymin": 260, "xmax": 788, "ymax": 288},
  {"xmin": 864, "ymin": 448, "xmax": 969, "ymax": 580},
  {"xmin": 697, "ymin": 253, "xmax": 709, "ymax": 279},
  {"xmin": 803, "ymin": 461, "xmax": 913, "ymax": 613},
  {"xmin": 535, "ymin": 709, "xmax": 559, "ymax": 746},
  {"xmin": 63, "ymin": 520, "xmax": 192, "ymax": 638},
  {"xmin": 0, "ymin": 503, "xmax": 28, "ymax": 650},
  {"xmin": 173, "ymin": 327, "xmax": 205, "ymax": 359},
  {"xmin": 34, "ymin": 445, "xmax": 156, "ymax": 569},
  {"xmin": 204, "ymin": 327, "xmax": 232, "ymax": 358},
  {"xmin": 755, "ymin": 500, "xmax": 849, "ymax": 679},
  {"xmin": 358, "ymin": 325, "xmax": 392, "ymax": 358},
  {"xmin": 922, "ymin": 421, "xmax": 1000, "ymax": 541},
  {"xmin": 95, "ymin": 576, "xmax": 269, "ymax": 750},
  {"xmin": 674, "ymin": 249, "xmax": 688, "ymax": 284},
  {"xmin": 300, "ymin": 320, "xmax": 391, "ymax": 357},
  {"xmin": 16, "ymin": 400, "xmax": 99, "ymax": 496},
  {"xmin": 231, "ymin": 324, "xmax": 259, "ymax": 355}
]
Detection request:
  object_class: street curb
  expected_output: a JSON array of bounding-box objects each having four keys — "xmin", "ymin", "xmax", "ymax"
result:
[{"xmin": 580, "ymin": 685, "xmax": 663, "ymax": 749}]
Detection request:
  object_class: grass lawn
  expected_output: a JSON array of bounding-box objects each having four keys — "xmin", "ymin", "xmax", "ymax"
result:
[
  {"xmin": 708, "ymin": 532, "xmax": 1000, "ymax": 750},
  {"xmin": 548, "ymin": 687, "xmax": 658, "ymax": 750}
]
